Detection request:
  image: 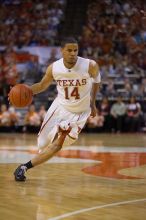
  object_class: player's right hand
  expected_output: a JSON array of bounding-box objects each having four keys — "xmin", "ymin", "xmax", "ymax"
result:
[{"xmin": 90, "ymin": 103, "xmax": 97, "ymax": 118}]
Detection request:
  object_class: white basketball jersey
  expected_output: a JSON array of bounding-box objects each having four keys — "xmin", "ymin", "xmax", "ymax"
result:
[{"xmin": 52, "ymin": 56, "xmax": 92, "ymax": 113}]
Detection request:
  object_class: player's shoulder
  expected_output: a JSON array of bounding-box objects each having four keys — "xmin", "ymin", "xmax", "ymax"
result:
[
  {"xmin": 79, "ymin": 57, "xmax": 97, "ymax": 67},
  {"xmin": 78, "ymin": 56, "xmax": 89, "ymax": 62},
  {"xmin": 89, "ymin": 59, "xmax": 97, "ymax": 67},
  {"xmin": 52, "ymin": 58, "xmax": 63, "ymax": 66},
  {"xmin": 88, "ymin": 59, "xmax": 99, "ymax": 77}
]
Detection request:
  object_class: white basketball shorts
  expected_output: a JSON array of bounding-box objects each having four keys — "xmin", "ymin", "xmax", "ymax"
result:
[{"xmin": 37, "ymin": 97, "xmax": 91, "ymax": 150}]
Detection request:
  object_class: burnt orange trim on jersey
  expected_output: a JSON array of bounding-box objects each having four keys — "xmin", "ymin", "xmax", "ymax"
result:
[
  {"xmin": 78, "ymin": 126, "xmax": 82, "ymax": 133},
  {"xmin": 38, "ymin": 108, "xmax": 57, "ymax": 136},
  {"xmin": 77, "ymin": 114, "xmax": 82, "ymax": 134},
  {"xmin": 67, "ymin": 134, "xmax": 77, "ymax": 140}
]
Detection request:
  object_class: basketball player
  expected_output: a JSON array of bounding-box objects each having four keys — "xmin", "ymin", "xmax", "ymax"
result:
[{"xmin": 14, "ymin": 37, "xmax": 101, "ymax": 181}]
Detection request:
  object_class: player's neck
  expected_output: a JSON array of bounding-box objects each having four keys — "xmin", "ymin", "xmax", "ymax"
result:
[{"xmin": 63, "ymin": 58, "xmax": 78, "ymax": 69}]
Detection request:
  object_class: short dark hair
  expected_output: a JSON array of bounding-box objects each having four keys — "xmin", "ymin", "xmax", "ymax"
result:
[{"xmin": 60, "ymin": 37, "xmax": 78, "ymax": 48}]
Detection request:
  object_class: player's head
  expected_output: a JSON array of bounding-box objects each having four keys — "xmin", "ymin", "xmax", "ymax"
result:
[{"xmin": 60, "ymin": 37, "xmax": 78, "ymax": 65}]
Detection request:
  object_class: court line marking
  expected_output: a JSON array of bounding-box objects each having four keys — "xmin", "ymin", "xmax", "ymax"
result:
[
  {"xmin": 65, "ymin": 146, "xmax": 146, "ymax": 153},
  {"xmin": 48, "ymin": 198, "xmax": 146, "ymax": 220},
  {"xmin": 1, "ymin": 145, "xmax": 146, "ymax": 153}
]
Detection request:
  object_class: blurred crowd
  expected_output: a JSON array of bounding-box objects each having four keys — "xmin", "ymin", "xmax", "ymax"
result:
[
  {"xmin": 0, "ymin": 0, "xmax": 66, "ymax": 46},
  {"xmin": 79, "ymin": 0, "xmax": 146, "ymax": 99},
  {"xmin": 0, "ymin": 0, "xmax": 65, "ymax": 104}
]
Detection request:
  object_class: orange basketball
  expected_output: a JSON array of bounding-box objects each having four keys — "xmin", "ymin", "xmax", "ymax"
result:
[{"xmin": 9, "ymin": 84, "xmax": 33, "ymax": 108}]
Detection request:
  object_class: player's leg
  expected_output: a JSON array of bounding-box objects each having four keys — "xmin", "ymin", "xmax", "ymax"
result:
[
  {"xmin": 30, "ymin": 128, "xmax": 70, "ymax": 166},
  {"xmin": 14, "ymin": 127, "xmax": 70, "ymax": 181},
  {"xmin": 14, "ymin": 103, "xmax": 91, "ymax": 181},
  {"xmin": 14, "ymin": 99, "xmax": 63, "ymax": 181}
]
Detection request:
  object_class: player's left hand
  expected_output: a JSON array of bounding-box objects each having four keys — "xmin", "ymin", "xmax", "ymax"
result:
[{"xmin": 90, "ymin": 104, "xmax": 97, "ymax": 118}]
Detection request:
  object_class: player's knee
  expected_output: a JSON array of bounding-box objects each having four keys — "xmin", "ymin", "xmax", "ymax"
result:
[
  {"xmin": 37, "ymin": 136, "xmax": 49, "ymax": 149},
  {"xmin": 37, "ymin": 140, "xmax": 45, "ymax": 149}
]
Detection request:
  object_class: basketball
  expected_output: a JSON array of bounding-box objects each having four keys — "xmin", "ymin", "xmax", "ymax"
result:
[{"xmin": 9, "ymin": 84, "xmax": 33, "ymax": 108}]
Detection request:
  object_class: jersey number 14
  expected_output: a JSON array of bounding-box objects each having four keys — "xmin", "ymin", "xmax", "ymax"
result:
[{"xmin": 64, "ymin": 87, "xmax": 80, "ymax": 100}]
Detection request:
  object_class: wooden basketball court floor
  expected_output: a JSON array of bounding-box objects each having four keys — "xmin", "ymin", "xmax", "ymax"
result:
[{"xmin": 0, "ymin": 132, "xmax": 146, "ymax": 220}]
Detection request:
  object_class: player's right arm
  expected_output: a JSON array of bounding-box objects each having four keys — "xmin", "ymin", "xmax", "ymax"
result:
[{"xmin": 31, "ymin": 64, "xmax": 54, "ymax": 95}]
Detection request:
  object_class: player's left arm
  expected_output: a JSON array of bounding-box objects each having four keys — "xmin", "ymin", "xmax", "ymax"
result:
[{"xmin": 89, "ymin": 60, "xmax": 101, "ymax": 117}]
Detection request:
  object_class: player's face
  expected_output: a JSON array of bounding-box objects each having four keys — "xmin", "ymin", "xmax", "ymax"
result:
[{"xmin": 61, "ymin": 43, "xmax": 78, "ymax": 65}]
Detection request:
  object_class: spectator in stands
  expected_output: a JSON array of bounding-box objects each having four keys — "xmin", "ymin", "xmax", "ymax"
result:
[
  {"xmin": 24, "ymin": 104, "xmax": 41, "ymax": 127},
  {"xmin": 46, "ymin": 48, "xmax": 58, "ymax": 65},
  {"xmin": 98, "ymin": 96, "xmax": 111, "ymax": 132},
  {"xmin": 125, "ymin": 96, "xmax": 142, "ymax": 132},
  {"xmin": 38, "ymin": 105, "xmax": 47, "ymax": 123},
  {"xmin": 110, "ymin": 96, "xmax": 126, "ymax": 133},
  {"xmin": 8, "ymin": 106, "xmax": 21, "ymax": 126},
  {"xmin": 25, "ymin": 56, "xmax": 40, "ymax": 82},
  {"xmin": 4, "ymin": 61, "xmax": 19, "ymax": 86},
  {"xmin": 3, "ymin": 47, "xmax": 19, "ymax": 86},
  {"xmin": 0, "ymin": 104, "xmax": 10, "ymax": 126}
]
